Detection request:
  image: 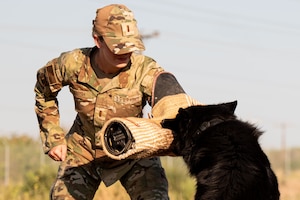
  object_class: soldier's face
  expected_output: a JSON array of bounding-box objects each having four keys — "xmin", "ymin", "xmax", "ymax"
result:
[{"xmin": 100, "ymin": 40, "xmax": 132, "ymax": 69}]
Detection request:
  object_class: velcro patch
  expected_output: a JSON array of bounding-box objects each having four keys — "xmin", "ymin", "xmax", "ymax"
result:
[
  {"xmin": 45, "ymin": 65, "xmax": 62, "ymax": 92},
  {"xmin": 121, "ymin": 22, "xmax": 135, "ymax": 36},
  {"xmin": 46, "ymin": 65, "xmax": 59, "ymax": 85}
]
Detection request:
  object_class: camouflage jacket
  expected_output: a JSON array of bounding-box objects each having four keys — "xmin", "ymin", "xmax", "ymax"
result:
[{"xmin": 34, "ymin": 47, "xmax": 164, "ymax": 153}]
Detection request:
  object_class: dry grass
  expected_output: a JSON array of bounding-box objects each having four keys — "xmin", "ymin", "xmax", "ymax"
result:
[
  {"xmin": 93, "ymin": 157, "xmax": 195, "ymax": 200},
  {"xmin": 93, "ymin": 169, "xmax": 300, "ymax": 200},
  {"xmin": 276, "ymin": 170, "xmax": 300, "ymax": 200}
]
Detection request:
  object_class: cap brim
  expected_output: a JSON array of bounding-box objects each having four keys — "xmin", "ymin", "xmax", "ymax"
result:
[{"xmin": 103, "ymin": 36, "xmax": 145, "ymax": 55}]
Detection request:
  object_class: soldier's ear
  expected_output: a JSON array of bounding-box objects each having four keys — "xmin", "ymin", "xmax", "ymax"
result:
[{"xmin": 93, "ymin": 34, "xmax": 101, "ymax": 48}]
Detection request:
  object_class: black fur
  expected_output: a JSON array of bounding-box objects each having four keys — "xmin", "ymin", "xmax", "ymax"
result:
[{"xmin": 162, "ymin": 101, "xmax": 280, "ymax": 200}]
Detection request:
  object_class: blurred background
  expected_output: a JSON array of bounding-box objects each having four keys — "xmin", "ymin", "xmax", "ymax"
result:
[{"xmin": 0, "ymin": 0, "xmax": 299, "ymax": 199}]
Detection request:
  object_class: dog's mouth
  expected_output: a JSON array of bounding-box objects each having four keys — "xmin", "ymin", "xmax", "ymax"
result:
[{"xmin": 161, "ymin": 119, "xmax": 175, "ymax": 129}]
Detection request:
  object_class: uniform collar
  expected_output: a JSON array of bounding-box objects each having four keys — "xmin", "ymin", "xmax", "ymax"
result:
[{"xmin": 77, "ymin": 47, "xmax": 131, "ymax": 93}]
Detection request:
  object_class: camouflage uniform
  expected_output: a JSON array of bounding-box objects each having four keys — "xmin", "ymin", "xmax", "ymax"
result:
[{"xmin": 34, "ymin": 47, "xmax": 170, "ymax": 199}]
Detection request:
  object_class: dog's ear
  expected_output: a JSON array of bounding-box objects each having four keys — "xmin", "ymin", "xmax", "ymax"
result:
[{"xmin": 222, "ymin": 100, "xmax": 237, "ymax": 114}]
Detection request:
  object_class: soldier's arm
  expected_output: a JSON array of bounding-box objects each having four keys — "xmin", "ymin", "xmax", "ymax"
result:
[{"xmin": 34, "ymin": 58, "xmax": 66, "ymax": 154}]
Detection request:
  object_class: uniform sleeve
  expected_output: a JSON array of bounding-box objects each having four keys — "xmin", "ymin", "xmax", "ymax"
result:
[
  {"xmin": 138, "ymin": 56, "xmax": 164, "ymax": 101},
  {"xmin": 34, "ymin": 57, "xmax": 66, "ymax": 153}
]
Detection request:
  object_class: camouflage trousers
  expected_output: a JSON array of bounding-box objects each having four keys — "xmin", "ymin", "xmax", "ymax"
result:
[{"xmin": 50, "ymin": 132, "xmax": 169, "ymax": 200}]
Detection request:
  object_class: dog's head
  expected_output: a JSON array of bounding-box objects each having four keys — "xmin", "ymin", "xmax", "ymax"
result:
[{"xmin": 161, "ymin": 100, "xmax": 238, "ymax": 142}]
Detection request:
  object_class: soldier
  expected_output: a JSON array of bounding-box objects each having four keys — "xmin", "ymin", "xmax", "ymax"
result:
[{"xmin": 34, "ymin": 4, "xmax": 197, "ymax": 200}]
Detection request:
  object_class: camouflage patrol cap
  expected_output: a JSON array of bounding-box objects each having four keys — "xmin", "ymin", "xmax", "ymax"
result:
[{"xmin": 93, "ymin": 4, "xmax": 145, "ymax": 55}]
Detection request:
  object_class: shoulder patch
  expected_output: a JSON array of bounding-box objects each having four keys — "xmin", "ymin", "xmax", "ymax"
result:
[{"xmin": 45, "ymin": 64, "xmax": 62, "ymax": 92}]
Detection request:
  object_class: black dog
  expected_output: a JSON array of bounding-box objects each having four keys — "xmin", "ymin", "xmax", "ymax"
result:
[{"xmin": 162, "ymin": 101, "xmax": 280, "ymax": 200}]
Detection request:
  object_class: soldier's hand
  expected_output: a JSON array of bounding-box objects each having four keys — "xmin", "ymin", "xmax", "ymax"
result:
[{"xmin": 48, "ymin": 144, "xmax": 67, "ymax": 161}]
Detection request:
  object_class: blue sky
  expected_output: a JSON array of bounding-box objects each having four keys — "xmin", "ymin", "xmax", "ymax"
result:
[{"xmin": 0, "ymin": 0, "xmax": 299, "ymax": 149}]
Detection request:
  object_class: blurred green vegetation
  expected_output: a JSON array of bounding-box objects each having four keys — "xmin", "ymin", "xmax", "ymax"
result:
[{"xmin": 0, "ymin": 135, "xmax": 299, "ymax": 200}]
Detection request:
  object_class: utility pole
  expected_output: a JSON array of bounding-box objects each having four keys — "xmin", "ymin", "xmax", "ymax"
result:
[
  {"xmin": 4, "ymin": 142, "xmax": 9, "ymax": 186},
  {"xmin": 1, "ymin": 138, "xmax": 9, "ymax": 186},
  {"xmin": 281, "ymin": 123, "xmax": 290, "ymax": 177}
]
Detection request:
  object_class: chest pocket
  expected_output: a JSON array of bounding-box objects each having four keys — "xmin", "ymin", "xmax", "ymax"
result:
[
  {"xmin": 94, "ymin": 88, "xmax": 143, "ymax": 127},
  {"xmin": 69, "ymin": 87, "xmax": 97, "ymax": 122}
]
